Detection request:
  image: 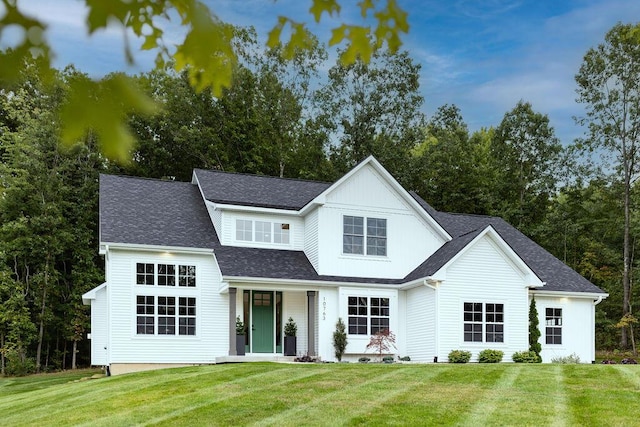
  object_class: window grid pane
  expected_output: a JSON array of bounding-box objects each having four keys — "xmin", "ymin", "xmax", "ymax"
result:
[
  {"xmin": 136, "ymin": 263, "xmax": 154, "ymax": 285},
  {"xmin": 158, "ymin": 264, "xmax": 175, "ymax": 286},
  {"xmin": 274, "ymin": 223, "xmax": 290, "ymax": 244},
  {"xmin": 236, "ymin": 219, "xmax": 252, "ymax": 241},
  {"xmin": 545, "ymin": 308, "xmax": 562, "ymax": 344},
  {"xmin": 463, "ymin": 302, "xmax": 483, "ymax": 342},
  {"xmin": 348, "ymin": 295, "xmax": 368, "ymax": 334},
  {"xmin": 485, "ymin": 303, "xmax": 504, "ymax": 342},
  {"xmin": 366, "ymin": 218, "xmax": 387, "ymax": 256},
  {"xmin": 370, "ymin": 297, "xmax": 390, "ymax": 334},
  {"xmin": 179, "ymin": 297, "xmax": 196, "ymax": 335},
  {"xmin": 343, "ymin": 216, "xmax": 364, "ymax": 254},
  {"xmin": 136, "ymin": 295, "xmax": 154, "ymax": 334},
  {"xmin": 178, "ymin": 265, "xmax": 196, "ymax": 287},
  {"xmin": 255, "ymin": 221, "xmax": 271, "ymax": 243}
]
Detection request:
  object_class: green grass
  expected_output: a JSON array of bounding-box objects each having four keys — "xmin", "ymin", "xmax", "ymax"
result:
[{"xmin": 1, "ymin": 363, "xmax": 639, "ymax": 426}]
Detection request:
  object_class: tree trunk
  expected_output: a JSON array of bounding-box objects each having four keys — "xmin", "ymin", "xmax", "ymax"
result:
[
  {"xmin": 35, "ymin": 255, "xmax": 50, "ymax": 373},
  {"xmin": 1, "ymin": 331, "xmax": 5, "ymax": 376},
  {"xmin": 72, "ymin": 340, "xmax": 77, "ymax": 370},
  {"xmin": 622, "ymin": 162, "xmax": 632, "ymax": 349}
]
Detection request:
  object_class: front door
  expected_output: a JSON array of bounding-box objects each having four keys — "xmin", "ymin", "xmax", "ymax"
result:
[{"xmin": 252, "ymin": 291, "xmax": 274, "ymax": 353}]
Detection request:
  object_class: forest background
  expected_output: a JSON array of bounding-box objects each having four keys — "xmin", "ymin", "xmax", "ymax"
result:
[{"xmin": 0, "ymin": 1, "xmax": 638, "ymax": 375}]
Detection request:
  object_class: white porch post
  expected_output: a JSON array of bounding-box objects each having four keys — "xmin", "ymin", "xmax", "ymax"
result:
[
  {"xmin": 307, "ymin": 291, "xmax": 316, "ymax": 356},
  {"xmin": 229, "ymin": 287, "xmax": 237, "ymax": 356}
]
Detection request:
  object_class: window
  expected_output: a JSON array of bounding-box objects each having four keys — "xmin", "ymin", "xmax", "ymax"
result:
[
  {"xmin": 485, "ymin": 303, "xmax": 504, "ymax": 343},
  {"xmin": 255, "ymin": 221, "xmax": 272, "ymax": 243},
  {"xmin": 464, "ymin": 302, "xmax": 504, "ymax": 343},
  {"xmin": 136, "ymin": 263, "xmax": 196, "ymax": 287},
  {"xmin": 179, "ymin": 265, "xmax": 196, "ymax": 287},
  {"xmin": 179, "ymin": 297, "xmax": 196, "ymax": 335},
  {"xmin": 158, "ymin": 296, "xmax": 176, "ymax": 334},
  {"xmin": 343, "ymin": 216, "xmax": 364, "ymax": 254},
  {"xmin": 274, "ymin": 223, "xmax": 290, "ymax": 244},
  {"xmin": 367, "ymin": 218, "xmax": 387, "ymax": 256},
  {"xmin": 158, "ymin": 264, "xmax": 176, "ymax": 286},
  {"xmin": 235, "ymin": 220, "xmax": 291, "ymax": 244},
  {"xmin": 348, "ymin": 296, "xmax": 390, "ymax": 335},
  {"xmin": 546, "ymin": 308, "xmax": 562, "ymax": 344},
  {"xmin": 463, "ymin": 302, "xmax": 483, "ymax": 342},
  {"xmin": 236, "ymin": 219, "xmax": 252, "ymax": 241},
  {"xmin": 136, "ymin": 296, "xmax": 155, "ymax": 334},
  {"xmin": 136, "ymin": 263, "xmax": 154, "ymax": 285},
  {"xmin": 343, "ymin": 216, "xmax": 387, "ymax": 256},
  {"xmin": 136, "ymin": 296, "xmax": 197, "ymax": 336}
]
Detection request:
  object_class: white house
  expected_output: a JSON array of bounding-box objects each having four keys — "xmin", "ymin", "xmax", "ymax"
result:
[{"xmin": 83, "ymin": 156, "xmax": 607, "ymax": 375}]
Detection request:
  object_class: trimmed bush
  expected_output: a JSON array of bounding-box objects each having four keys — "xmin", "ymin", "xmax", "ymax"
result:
[
  {"xmin": 512, "ymin": 350, "xmax": 542, "ymax": 363},
  {"xmin": 382, "ymin": 355, "xmax": 394, "ymax": 363},
  {"xmin": 448, "ymin": 350, "xmax": 471, "ymax": 363},
  {"xmin": 358, "ymin": 357, "xmax": 371, "ymax": 363},
  {"xmin": 551, "ymin": 353, "xmax": 581, "ymax": 364},
  {"xmin": 478, "ymin": 349, "xmax": 504, "ymax": 363}
]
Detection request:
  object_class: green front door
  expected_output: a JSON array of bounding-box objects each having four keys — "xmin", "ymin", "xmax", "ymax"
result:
[{"xmin": 252, "ymin": 291, "xmax": 274, "ymax": 353}]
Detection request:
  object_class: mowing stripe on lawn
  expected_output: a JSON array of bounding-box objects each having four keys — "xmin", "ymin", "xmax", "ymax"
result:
[
  {"xmin": 458, "ymin": 364, "xmax": 520, "ymax": 426},
  {"xmin": 550, "ymin": 364, "xmax": 569, "ymax": 427},
  {"xmin": 250, "ymin": 366, "xmax": 435, "ymax": 426}
]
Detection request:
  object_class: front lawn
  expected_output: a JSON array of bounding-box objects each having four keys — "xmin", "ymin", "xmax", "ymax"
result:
[{"xmin": 1, "ymin": 363, "xmax": 639, "ymax": 426}]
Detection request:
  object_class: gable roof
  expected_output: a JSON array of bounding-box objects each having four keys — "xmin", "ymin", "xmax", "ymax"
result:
[
  {"xmin": 193, "ymin": 169, "xmax": 331, "ymax": 210},
  {"xmin": 409, "ymin": 192, "xmax": 605, "ymax": 294},
  {"xmin": 100, "ymin": 164, "xmax": 606, "ymax": 295},
  {"xmin": 100, "ymin": 174, "xmax": 219, "ymax": 250}
]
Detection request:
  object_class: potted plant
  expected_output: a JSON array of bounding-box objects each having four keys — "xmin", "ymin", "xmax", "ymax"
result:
[
  {"xmin": 236, "ymin": 316, "xmax": 246, "ymax": 356},
  {"xmin": 284, "ymin": 317, "xmax": 297, "ymax": 356}
]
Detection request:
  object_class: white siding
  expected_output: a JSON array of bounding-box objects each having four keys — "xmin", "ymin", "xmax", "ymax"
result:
[
  {"xmin": 406, "ymin": 285, "xmax": 436, "ymax": 362},
  {"xmin": 90, "ymin": 286, "xmax": 109, "ymax": 365},
  {"xmin": 304, "ymin": 208, "xmax": 320, "ymax": 271},
  {"xmin": 220, "ymin": 211, "xmax": 304, "ymax": 250},
  {"xmin": 317, "ymin": 164, "xmax": 445, "ymax": 279},
  {"xmin": 107, "ymin": 249, "xmax": 227, "ymax": 364},
  {"xmin": 436, "ymin": 236, "xmax": 529, "ymax": 362},
  {"xmin": 284, "ymin": 291, "xmax": 308, "ymax": 355},
  {"xmin": 535, "ymin": 296, "xmax": 596, "ymax": 363},
  {"xmin": 207, "ymin": 202, "xmax": 223, "ymax": 239}
]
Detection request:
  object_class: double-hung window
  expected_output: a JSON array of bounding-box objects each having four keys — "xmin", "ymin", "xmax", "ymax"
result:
[
  {"xmin": 343, "ymin": 216, "xmax": 387, "ymax": 256},
  {"xmin": 545, "ymin": 308, "xmax": 562, "ymax": 344},
  {"xmin": 463, "ymin": 302, "xmax": 504, "ymax": 343},
  {"xmin": 347, "ymin": 296, "xmax": 390, "ymax": 335},
  {"xmin": 136, "ymin": 296, "xmax": 155, "ymax": 334},
  {"xmin": 136, "ymin": 296, "xmax": 197, "ymax": 336}
]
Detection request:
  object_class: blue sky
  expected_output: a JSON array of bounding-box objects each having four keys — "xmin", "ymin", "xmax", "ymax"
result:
[{"xmin": 14, "ymin": 0, "xmax": 640, "ymax": 145}]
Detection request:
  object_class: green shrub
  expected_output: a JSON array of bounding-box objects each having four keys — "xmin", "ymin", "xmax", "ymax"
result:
[
  {"xmin": 551, "ymin": 353, "xmax": 581, "ymax": 364},
  {"xmin": 512, "ymin": 350, "xmax": 542, "ymax": 363},
  {"xmin": 358, "ymin": 357, "xmax": 370, "ymax": 363},
  {"xmin": 478, "ymin": 349, "xmax": 504, "ymax": 363},
  {"xmin": 382, "ymin": 355, "xmax": 394, "ymax": 363},
  {"xmin": 448, "ymin": 350, "xmax": 471, "ymax": 363},
  {"xmin": 5, "ymin": 355, "xmax": 36, "ymax": 376}
]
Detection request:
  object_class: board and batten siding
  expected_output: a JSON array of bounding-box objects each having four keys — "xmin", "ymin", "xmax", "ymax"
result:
[
  {"xmin": 304, "ymin": 208, "xmax": 320, "ymax": 271},
  {"xmin": 535, "ymin": 295, "xmax": 596, "ymax": 363},
  {"xmin": 283, "ymin": 291, "xmax": 308, "ymax": 355},
  {"xmin": 107, "ymin": 249, "xmax": 227, "ymax": 364},
  {"xmin": 317, "ymin": 164, "xmax": 445, "ymax": 279},
  {"xmin": 405, "ymin": 285, "xmax": 436, "ymax": 362},
  {"xmin": 317, "ymin": 288, "xmax": 339, "ymax": 361},
  {"xmin": 436, "ymin": 236, "xmax": 529, "ymax": 362}
]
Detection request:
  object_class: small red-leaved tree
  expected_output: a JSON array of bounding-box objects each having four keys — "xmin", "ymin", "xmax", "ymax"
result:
[{"xmin": 366, "ymin": 329, "xmax": 397, "ymax": 361}]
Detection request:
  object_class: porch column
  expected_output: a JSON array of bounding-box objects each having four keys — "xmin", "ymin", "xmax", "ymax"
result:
[
  {"xmin": 229, "ymin": 287, "xmax": 237, "ymax": 356},
  {"xmin": 307, "ymin": 291, "xmax": 316, "ymax": 356}
]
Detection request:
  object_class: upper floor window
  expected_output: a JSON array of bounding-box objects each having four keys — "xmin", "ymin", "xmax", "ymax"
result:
[
  {"xmin": 463, "ymin": 302, "xmax": 504, "ymax": 343},
  {"xmin": 343, "ymin": 216, "xmax": 387, "ymax": 256},
  {"xmin": 545, "ymin": 308, "xmax": 562, "ymax": 345},
  {"xmin": 136, "ymin": 263, "xmax": 196, "ymax": 287},
  {"xmin": 235, "ymin": 219, "xmax": 290, "ymax": 245}
]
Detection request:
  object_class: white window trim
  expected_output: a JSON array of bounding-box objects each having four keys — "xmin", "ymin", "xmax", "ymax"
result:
[
  {"xmin": 341, "ymin": 215, "xmax": 388, "ymax": 258},
  {"xmin": 544, "ymin": 306, "xmax": 563, "ymax": 346},
  {"xmin": 461, "ymin": 301, "xmax": 506, "ymax": 345},
  {"xmin": 233, "ymin": 218, "xmax": 293, "ymax": 247}
]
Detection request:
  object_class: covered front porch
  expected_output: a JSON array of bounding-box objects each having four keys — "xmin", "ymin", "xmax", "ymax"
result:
[{"xmin": 226, "ymin": 287, "xmax": 318, "ymax": 358}]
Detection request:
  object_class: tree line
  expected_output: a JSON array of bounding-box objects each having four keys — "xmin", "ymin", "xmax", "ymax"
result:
[{"xmin": 0, "ymin": 23, "xmax": 638, "ymax": 374}]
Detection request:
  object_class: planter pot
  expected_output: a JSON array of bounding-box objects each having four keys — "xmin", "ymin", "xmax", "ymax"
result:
[
  {"xmin": 284, "ymin": 336, "xmax": 297, "ymax": 356},
  {"xmin": 236, "ymin": 334, "xmax": 246, "ymax": 356}
]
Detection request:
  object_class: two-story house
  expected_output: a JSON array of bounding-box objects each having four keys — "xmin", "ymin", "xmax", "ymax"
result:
[{"xmin": 83, "ymin": 156, "xmax": 607, "ymax": 375}]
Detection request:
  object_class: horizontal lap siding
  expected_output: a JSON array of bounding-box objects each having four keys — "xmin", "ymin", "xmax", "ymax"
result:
[
  {"xmin": 284, "ymin": 291, "xmax": 308, "ymax": 356},
  {"xmin": 406, "ymin": 286, "xmax": 436, "ymax": 362},
  {"xmin": 91, "ymin": 286, "xmax": 108, "ymax": 365},
  {"xmin": 304, "ymin": 209, "xmax": 319, "ymax": 271},
  {"xmin": 109, "ymin": 250, "xmax": 226, "ymax": 364},
  {"xmin": 536, "ymin": 296, "xmax": 595, "ymax": 363},
  {"xmin": 437, "ymin": 237, "xmax": 529, "ymax": 362}
]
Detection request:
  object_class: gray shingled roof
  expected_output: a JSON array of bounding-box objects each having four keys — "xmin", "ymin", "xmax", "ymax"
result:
[
  {"xmin": 100, "ymin": 174, "xmax": 218, "ymax": 249},
  {"xmin": 193, "ymin": 169, "xmax": 331, "ymax": 210},
  {"xmin": 100, "ymin": 172, "xmax": 605, "ymax": 295}
]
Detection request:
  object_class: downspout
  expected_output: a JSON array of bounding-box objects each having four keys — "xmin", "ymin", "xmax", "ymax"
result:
[
  {"xmin": 424, "ymin": 278, "xmax": 440, "ymax": 362},
  {"xmin": 591, "ymin": 295, "xmax": 604, "ymax": 364},
  {"xmin": 593, "ymin": 295, "xmax": 604, "ymax": 306}
]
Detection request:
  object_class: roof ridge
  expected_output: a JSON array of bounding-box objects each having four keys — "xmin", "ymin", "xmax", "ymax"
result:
[
  {"xmin": 100, "ymin": 173, "xmax": 188, "ymax": 184},
  {"xmin": 193, "ymin": 168, "xmax": 332, "ymax": 186}
]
